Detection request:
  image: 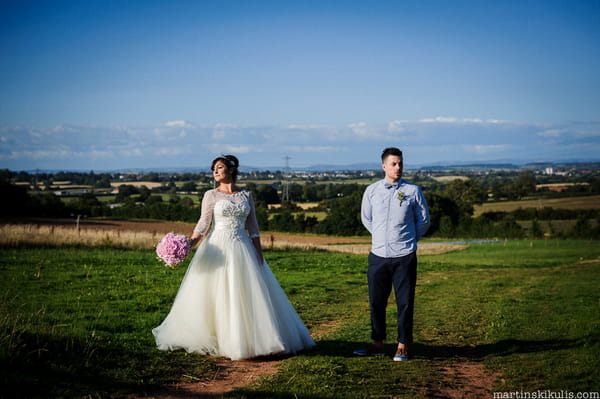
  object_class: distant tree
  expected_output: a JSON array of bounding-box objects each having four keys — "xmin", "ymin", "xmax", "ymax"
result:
[
  {"xmin": 510, "ymin": 171, "xmax": 537, "ymax": 200},
  {"xmin": 142, "ymin": 172, "xmax": 161, "ymax": 182},
  {"xmin": 255, "ymin": 207, "xmax": 269, "ymax": 231},
  {"xmin": 70, "ymin": 193, "xmax": 104, "ymax": 216},
  {"xmin": 269, "ymin": 210, "xmax": 296, "ymax": 232},
  {"xmin": 0, "ymin": 179, "xmax": 32, "ymax": 217},
  {"xmin": 178, "ymin": 197, "xmax": 195, "ymax": 208},
  {"xmin": 443, "ymin": 179, "xmax": 487, "ymax": 215},
  {"xmin": 424, "ymin": 192, "xmax": 461, "ymax": 236},
  {"xmin": 438, "ymin": 215, "xmax": 456, "ymax": 237},
  {"xmin": 180, "ymin": 181, "xmax": 197, "ymax": 192},
  {"xmin": 137, "ymin": 186, "xmax": 151, "ymax": 202},
  {"xmin": 316, "ymin": 191, "xmax": 366, "ymax": 236},
  {"xmin": 95, "ymin": 175, "xmax": 112, "ymax": 188},
  {"xmin": 168, "ymin": 193, "xmax": 180, "ymax": 204},
  {"xmin": 255, "ymin": 184, "xmax": 279, "ymax": 205},
  {"xmin": 288, "ymin": 183, "xmax": 304, "ymax": 202},
  {"xmin": 144, "ymin": 195, "xmax": 163, "ymax": 205},
  {"xmin": 589, "ymin": 178, "xmax": 600, "ymax": 194},
  {"xmin": 545, "ymin": 220, "xmax": 556, "ymax": 238},
  {"xmin": 302, "ymin": 183, "xmax": 319, "ymax": 202},
  {"xmin": 529, "ymin": 219, "xmax": 544, "ymax": 239},
  {"xmin": 496, "ymin": 215, "xmax": 525, "ymax": 239},
  {"xmin": 33, "ymin": 192, "xmax": 68, "ymax": 217},
  {"xmin": 115, "ymin": 185, "xmax": 139, "ymax": 202},
  {"xmin": 569, "ymin": 215, "xmax": 593, "ymax": 239}
]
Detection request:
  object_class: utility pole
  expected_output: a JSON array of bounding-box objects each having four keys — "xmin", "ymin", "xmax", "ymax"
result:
[{"xmin": 282, "ymin": 156, "xmax": 291, "ymax": 202}]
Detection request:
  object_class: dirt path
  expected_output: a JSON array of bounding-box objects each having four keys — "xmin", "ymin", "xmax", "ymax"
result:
[
  {"xmin": 136, "ymin": 358, "xmax": 281, "ymax": 399},
  {"xmin": 134, "ymin": 319, "xmax": 343, "ymax": 399},
  {"xmin": 428, "ymin": 361, "xmax": 501, "ymax": 398}
]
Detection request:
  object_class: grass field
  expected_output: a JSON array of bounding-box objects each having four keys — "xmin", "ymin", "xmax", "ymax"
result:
[
  {"xmin": 1, "ymin": 240, "xmax": 599, "ymax": 398},
  {"xmin": 474, "ymin": 194, "xmax": 600, "ymax": 216}
]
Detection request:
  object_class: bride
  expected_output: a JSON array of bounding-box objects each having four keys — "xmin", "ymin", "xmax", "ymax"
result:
[{"xmin": 152, "ymin": 155, "xmax": 315, "ymax": 360}]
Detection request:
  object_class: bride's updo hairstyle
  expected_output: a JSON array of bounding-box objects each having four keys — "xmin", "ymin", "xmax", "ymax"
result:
[{"xmin": 211, "ymin": 154, "xmax": 239, "ymax": 182}]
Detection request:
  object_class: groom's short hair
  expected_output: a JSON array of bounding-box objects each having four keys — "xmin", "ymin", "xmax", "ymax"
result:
[{"xmin": 381, "ymin": 147, "xmax": 403, "ymax": 162}]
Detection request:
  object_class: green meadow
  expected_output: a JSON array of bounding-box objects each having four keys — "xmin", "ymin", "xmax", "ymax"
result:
[{"xmin": 1, "ymin": 240, "xmax": 599, "ymax": 398}]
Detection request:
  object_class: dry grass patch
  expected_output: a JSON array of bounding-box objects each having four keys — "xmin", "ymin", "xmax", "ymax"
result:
[
  {"xmin": 0, "ymin": 224, "xmax": 466, "ymax": 256},
  {"xmin": 0, "ymin": 224, "xmax": 162, "ymax": 250},
  {"xmin": 431, "ymin": 175, "xmax": 471, "ymax": 182},
  {"xmin": 262, "ymin": 238, "xmax": 467, "ymax": 256}
]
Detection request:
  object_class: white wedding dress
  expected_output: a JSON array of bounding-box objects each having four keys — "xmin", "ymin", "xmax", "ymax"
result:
[{"xmin": 152, "ymin": 189, "xmax": 315, "ymax": 360}]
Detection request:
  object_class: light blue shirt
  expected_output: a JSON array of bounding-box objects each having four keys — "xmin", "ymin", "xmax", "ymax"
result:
[{"xmin": 361, "ymin": 179, "xmax": 430, "ymax": 258}]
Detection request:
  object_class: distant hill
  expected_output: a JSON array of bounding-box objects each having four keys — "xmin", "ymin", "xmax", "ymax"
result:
[{"xmin": 19, "ymin": 160, "xmax": 600, "ymax": 174}]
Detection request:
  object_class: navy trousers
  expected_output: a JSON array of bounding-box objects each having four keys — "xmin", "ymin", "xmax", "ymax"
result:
[{"xmin": 367, "ymin": 251, "xmax": 417, "ymax": 344}]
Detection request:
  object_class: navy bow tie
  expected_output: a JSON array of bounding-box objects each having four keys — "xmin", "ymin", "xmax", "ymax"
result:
[{"xmin": 384, "ymin": 182, "xmax": 398, "ymax": 189}]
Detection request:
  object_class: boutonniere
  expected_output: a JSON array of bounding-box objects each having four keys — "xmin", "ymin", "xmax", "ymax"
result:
[{"xmin": 397, "ymin": 191, "xmax": 405, "ymax": 205}]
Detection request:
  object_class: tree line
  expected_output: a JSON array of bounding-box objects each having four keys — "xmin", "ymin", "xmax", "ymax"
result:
[{"xmin": 2, "ymin": 169, "xmax": 600, "ymax": 240}]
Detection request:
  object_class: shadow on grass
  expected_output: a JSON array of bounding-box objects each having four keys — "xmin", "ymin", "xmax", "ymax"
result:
[
  {"xmin": 4, "ymin": 332, "xmax": 596, "ymax": 398},
  {"xmin": 0, "ymin": 330, "xmax": 170, "ymax": 398},
  {"xmin": 308, "ymin": 332, "xmax": 599, "ymax": 361}
]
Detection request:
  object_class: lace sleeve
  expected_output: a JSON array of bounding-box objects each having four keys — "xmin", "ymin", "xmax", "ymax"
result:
[
  {"xmin": 245, "ymin": 191, "xmax": 261, "ymax": 239},
  {"xmin": 194, "ymin": 190, "xmax": 215, "ymax": 235}
]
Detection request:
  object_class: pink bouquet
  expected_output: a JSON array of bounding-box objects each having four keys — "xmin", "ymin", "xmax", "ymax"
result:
[{"xmin": 156, "ymin": 233, "xmax": 191, "ymax": 267}]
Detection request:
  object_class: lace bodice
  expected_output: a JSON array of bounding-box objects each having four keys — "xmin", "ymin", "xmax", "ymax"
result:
[{"xmin": 194, "ymin": 189, "xmax": 260, "ymax": 239}]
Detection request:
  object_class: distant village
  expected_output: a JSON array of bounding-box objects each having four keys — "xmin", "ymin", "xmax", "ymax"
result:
[{"xmin": 6, "ymin": 161, "xmax": 600, "ymax": 198}]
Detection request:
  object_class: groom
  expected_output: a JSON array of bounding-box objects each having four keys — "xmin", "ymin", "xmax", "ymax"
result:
[{"xmin": 356, "ymin": 147, "xmax": 430, "ymax": 361}]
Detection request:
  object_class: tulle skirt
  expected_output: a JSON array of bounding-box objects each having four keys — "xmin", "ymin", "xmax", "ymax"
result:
[{"xmin": 152, "ymin": 229, "xmax": 315, "ymax": 360}]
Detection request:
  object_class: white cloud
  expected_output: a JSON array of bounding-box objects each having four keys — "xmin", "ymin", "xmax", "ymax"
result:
[
  {"xmin": 214, "ymin": 123, "xmax": 238, "ymax": 129},
  {"xmin": 164, "ymin": 120, "xmax": 193, "ymax": 128},
  {"xmin": 283, "ymin": 145, "xmax": 343, "ymax": 153},
  {"xmin": 387, "ymin": 120, "xmax": 407, "ymax": 133},
  {"xmin": 463, "ymin": 144, "xmax": 512, "ymax": 154},
  {"xmin": 89, "ymin": 150, "xmax": 115, "ymax": 159},
  {"xmin": 286, "ymin": 124, "xmax": 330, "ymax": 130},
  {"xmin": 574, "ymin": 130, "xmax": 600, "ymax": 138},
  {"xmin": 120, "ymin": 148, "xmax": 144, "ymax": 157},
  {"xmin": 1, "ymin": 118, "xmax": 598, "ymax": 170},
  {"xmin": 154, "ymin": 147, "xmax": 191, "ymax": 156},
  {"xmin": 419, "ymin": 116, "xmax": 459, "ymax": 123},
  {"xmin": 538, "ymin": 129, "xmax": 563, "ymax": 137},
  {"xmin": 417, "ymin": 116, "xmax": 509, "ymax": 125},
  {"xmin": 348, "ymin": 122, "xmax": 369, "ymax": 136},
  {"xmin": 212, "ymin": 129, "xmax": 227, "ymax": 140},
  {"xmin": 0, "ymin": 149, "xmax": 72, "ymax": 160},
  {"xmin": 207, "ymin": 144, "xmax": 252, "ymax": 154}
]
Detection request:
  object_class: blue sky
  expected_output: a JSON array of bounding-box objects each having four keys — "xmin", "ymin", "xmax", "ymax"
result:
[{"xmin": 1, "ymin": 0, "xmax": 599, "ymax": 171}]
